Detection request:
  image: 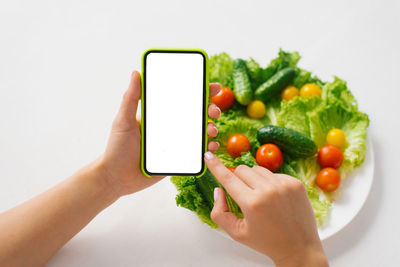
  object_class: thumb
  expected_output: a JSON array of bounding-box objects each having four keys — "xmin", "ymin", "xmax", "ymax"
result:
[
  {"xmin": 211, "ymin": 187, "xmax": 245, "ymax": 240},
  {"xmin": 112, "ymin": 71, "xmax": 141, "ymax": 132}
]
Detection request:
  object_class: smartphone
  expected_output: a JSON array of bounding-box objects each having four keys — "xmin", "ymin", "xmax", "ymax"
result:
[{"xmin": 140, "ymin": 48, "xmax": 209, "ymax": 177}]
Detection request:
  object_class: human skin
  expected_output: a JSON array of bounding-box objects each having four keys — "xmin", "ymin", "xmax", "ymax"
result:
[
  {"xmin": 0, "ymin": 72, "xmax": 221, "ymax": 266},
  {"xmin": 0, "ymin": 71, "xmax": 329, "ymax": 267},
  {"xmin": 204, "ymin": 152, "xmax": 329, "ymax": 267}
]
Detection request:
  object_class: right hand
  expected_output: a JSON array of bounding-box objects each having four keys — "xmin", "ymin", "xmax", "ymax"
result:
[{"xmin": 204, "ymin": 152, "xmax": 329, "ymax": 267}]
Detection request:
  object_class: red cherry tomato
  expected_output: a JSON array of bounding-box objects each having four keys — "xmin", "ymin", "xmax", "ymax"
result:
[
  {"xmin": 316, "ymin": 167, "xmax": 341, "ymax": 192},
  {"xmin": 211, "ymin": 87, "xmax": 235, "ymax": 111},
  {"xmin": 226, "ymin": 134, "xmax": 251, "ymax": 158},
  {"xmin": 318, "ymin": 145, "xmax": 343, "ymax": 169},
  {"xmin": 256, "ymin": 144, "xmax": 283, "ymax": 172}
]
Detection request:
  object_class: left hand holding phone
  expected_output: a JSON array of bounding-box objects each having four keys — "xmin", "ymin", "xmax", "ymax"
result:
[
  {"xmin": 0, "ymin": 70, "xmax": 221, "ymax": 266},
  {"xmin": 99, "ymin": 71, "xmax": 221, "ymax": 197}
]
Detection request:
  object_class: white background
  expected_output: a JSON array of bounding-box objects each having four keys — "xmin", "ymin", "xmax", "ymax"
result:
[{"xmin": 0, "ymin": 0, "xmax": 399, "ymax": 266}]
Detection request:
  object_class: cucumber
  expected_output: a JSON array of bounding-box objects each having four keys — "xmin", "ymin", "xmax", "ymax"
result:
[
  {"xmin": 254, "ymin": 67, "xmax": 296, "ymax": 103},
  {"xmin": 257, "ymin": 125, "xmax": 317, "ymax": 158},
  {"xmin": 232, "ymin": 59, "xmax": 253, "ymax": 105}
]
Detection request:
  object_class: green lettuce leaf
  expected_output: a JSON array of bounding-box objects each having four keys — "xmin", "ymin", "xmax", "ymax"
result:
[
  {"xmin": 322, "ymin": 77, "xmax": 357, "ymax": 110},
  {"xmin": 293, "ymin": 69, "xmax": 324, "ymax": 89},
  {"xmin": 263, "ymin": 95, "xmax": 281, "ymax": 126},
  {"xmin": 306, "ymin": 184, "xmax": 331, "ymax": 226},
  {"xmin": 209, "ymin": 52, "xmax": 234, "ymax": 88},
  {"xmin": 308, "ymin": 101, "xmax": 369, "ymax": 171},
  {"xmin": 174, "ymin": 50, "xmax": 369, "ymax": 230},
  {"xmin": 234, "ymin": 152, "xmax": 257, "ymax": 167},
  {"xmin": 290, "ymin": 157, "xmax": 321, "ymax": 185},
  {"xmin": 171, "ymin": 169, "xmax": 243, "ymax": 228},
  {"xmin": 171, "ymin": 175, "xmax": 218, "ymax": 228},
  {"xmin": 172, "ymin": 108, "xmax": 266, "ymax": 228},
  {"xmin": 279, "ymin": 161, "xmax": 330, "ymax": 226},
  {"xmin": 277, "ymin": 77, "xmax": 369, "ymax": 173},
  {"xmin": 251, "ymin": 50, "xmax": 301, "ymax": 89},
  {"xmin": 213, "ymin": 108, "xmax": 264, "ymax": 156},
  {"xmin": 277, "ymin": 96, "xmax": 322, "ymax": 137}
]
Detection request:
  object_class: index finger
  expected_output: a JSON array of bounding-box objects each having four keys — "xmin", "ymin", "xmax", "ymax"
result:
[
  {"xmin": 209, "ymin": 83, "xmax": 221, "ymax": 98},
  {"xmin": 204, "ymin": 152, "xmax": 252, "ymax": 204}
]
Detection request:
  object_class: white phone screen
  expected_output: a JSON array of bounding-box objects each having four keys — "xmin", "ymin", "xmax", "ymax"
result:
[{"xmin": 143, "ymin": 51, "xmax": 206, "ymax": 175}]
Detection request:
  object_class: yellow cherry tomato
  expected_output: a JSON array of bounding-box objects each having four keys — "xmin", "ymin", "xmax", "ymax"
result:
[
  {"xmin": 326, "ymin": 128, "xmax": 346, "ymax": 148},
  {"xmin": 281, "ymin": 86, "xmax": 299, "ymax": 101},
  {"xmin": 300, "ymin": 83, "xmax": 322, "ymax": 98},
  {"xmin": 247, "ymin": 100, "xmax": 266, "ymax": 119}
]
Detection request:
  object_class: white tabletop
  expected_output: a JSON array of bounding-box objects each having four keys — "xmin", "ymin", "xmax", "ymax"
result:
[{"xmin": 1, "ymin": 0, "xmax": 399, "ymax": 266}]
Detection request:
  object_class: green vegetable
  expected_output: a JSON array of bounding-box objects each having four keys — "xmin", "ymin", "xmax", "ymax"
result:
[
  {"xmin": 171, "ymin": 174, "xmax": 217, "ymax": 227},
  {"xmin": 307, "ymin": 184, "xmax": 330, "ymax": 226},
  {"xmin": 195, "ymin": 169, "xmax": 220, "ymax": 209},
  {"xmin": 174, "ymin": 49, "xmax": 369, "ymax": 229},
  {"xmin": 213, "ymin": 108, "xmax": 264, "ymax": 157},
  {"xmin": 254, "ymin": 68, "xmax": 296, "ymax": 103},
  {"xmin": 209, "ymin": 52, "xmax": 234, "ymax": 88},
  {"xmin": 234, "ymin": 152, "xmax": 257, "ymax": 167},
  {"xmin": 280, "ymin": 161, "xmax": 330, "ymax": 226},
  {"xmin": 246, "ymin": 50, "xmax": 315, "ymax": 90},
  {"xmin": 256, "ymin": 50, "xmax": 300, "ymax": 88},
  {"xmin": 232, "ymin": 59, "xmax": 253, "ymax": 105},
  {"xmin": 171, "ymin": 169, "xmax": 242, "ymax": 228},
  {"xmin": 308, "ymin": 101, "xmax": 369, "ymax": 172},
  {"xmin": 276, "ymin": 77, "xmax": 369, "ymax": 174},
  {"xmin": 277, "ymin": 96, "xmax": 322, "ymax": 137},
  {"xmin": 292, "ymin": 69, "xmax": 324, "ymax": 89},
  {"xmin": 245, "ymin": 58, "xmax": 261, "ymax": 89},
  {"xmin": 263, "ymin": 95, "xmax": 281, "ymax": 126},
  {"xmin": 322, "ymin": 77, "xmax": 357, "ymax": 111},
  {"xmin": 257, "ymin": 125, "xmax": 317, "ymax": 158}
]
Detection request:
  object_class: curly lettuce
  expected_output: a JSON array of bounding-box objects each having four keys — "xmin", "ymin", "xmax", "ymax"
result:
[
  {"xmin": 171, "ymin": 167, "xmax": 244, "ymax": 228},
  {"xmin": 293, "ymin": 69, "xmax": 324, "ymax": 89},
  {"xmin": 322, "ymin": 77, "xmax": 357, "ymax": 110},
  {"xmin": 246, "ymin": 50, "xmax": 300, "ymax": 90},
  {"xmin": 234, "ymin": 152, "xmax": 257, "ymax": 167},
  {"xmin": 209, "ymin": 52, "xmax": 234, "ymax": 88},
  {"xmin": 277, "ymin": 77, "xmax": 369, "ymax": 174},
  {"xmin": 277, "ymin": 96, "xmax": 322, "ymax": 137},
  {"xmin": 213, "ymin": 108, "xmax": 264, "ymax": 156},
  {"xmin": 171, "ymin": 109, "xmax": 263, "ymax": 228},
  {"xmin": 172, "ymin": 49, "xmax": 369, "ymax": 229},
  {"xmin": 308, "ymin": 102, "xmax": 369, "ymax": 172},
  {"xmin": 280, "ymin": 161, "xmax": 330, "ymax": 225},
  {"xmin": 171, "ymin": 174, "xmax": 217, "ymax": 227}
]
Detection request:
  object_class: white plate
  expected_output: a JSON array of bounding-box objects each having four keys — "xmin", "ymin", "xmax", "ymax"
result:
[
  {"xmin": 215, "ymin": 139, "xmax": 374, "ymax": 241},
  {"xmin": 317, "ymin": 139, "xmax": 374, "ymax": 240}
]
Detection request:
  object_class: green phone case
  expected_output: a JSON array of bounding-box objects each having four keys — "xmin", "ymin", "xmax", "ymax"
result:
[{"xmin": 140, "ymin": 48, "xmax": 209, "ymax": 178}]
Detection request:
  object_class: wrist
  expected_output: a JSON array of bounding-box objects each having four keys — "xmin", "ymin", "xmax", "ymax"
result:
[
  {"xmin": 274, "ymin": 244, "xmax": 328, "ymax": 267},
  {"xmin": 85, "ymin": 157, "xmax": 122, "ymax": 205}
]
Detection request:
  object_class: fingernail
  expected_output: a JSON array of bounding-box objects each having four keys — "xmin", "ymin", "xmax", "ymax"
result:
[
  {"xmin": 214, "ymin": 187, "xmax": 219, "ymax": 201},
  {"xmin": 204, "ymin": 151, "xmax": 215, "ymax": 160},
  {"xmin": 132, "ymin": 70, "xmax": 140, "ymax": 80}
]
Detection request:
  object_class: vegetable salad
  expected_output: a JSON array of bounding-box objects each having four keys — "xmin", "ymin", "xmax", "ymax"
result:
[{"xmin": 171, "ymin": 50, "xmax": 369, "ymax": 227}]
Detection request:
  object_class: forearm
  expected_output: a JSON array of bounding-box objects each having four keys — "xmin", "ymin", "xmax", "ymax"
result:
[
  {"xmin": 275, "ymin": 244, "xmax": 329, "ymax": 267},
  {"xmin": 0, "ymin": 158, "xmax": 118, "ymax": 266}
]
